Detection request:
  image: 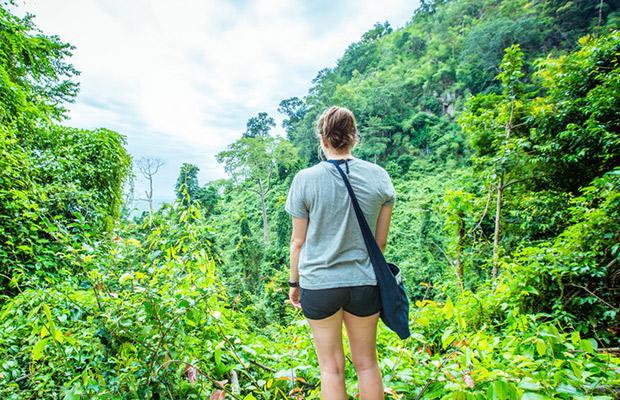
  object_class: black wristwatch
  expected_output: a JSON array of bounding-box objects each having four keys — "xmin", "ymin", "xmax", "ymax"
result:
[{"xmin": 288, "ymin": 281, "xmax": 300, "ymax": 287}]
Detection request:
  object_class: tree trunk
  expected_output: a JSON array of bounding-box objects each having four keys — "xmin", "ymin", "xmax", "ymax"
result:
[
  {"xmin": 492, "ymin": 174, "xmax": 503, "ymax": 288},
  {"xmin": 456, "ymin": 223, "xmax": 465, "ymax": 291},
  {"xmin": 258, "ymin": 178, "xmax": 269, "ymax": 244},
  {"xmin": 492, "ymin": 99, "xmax": 515, "ymax": 290},
  {"xmin": 147, "ymin": 174, "xmax": 154, "ymax": 212}
]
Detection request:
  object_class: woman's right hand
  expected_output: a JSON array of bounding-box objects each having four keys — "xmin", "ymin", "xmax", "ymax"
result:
[{"xmin": 289, "ymin": 287, "xmax": 302, "ymax": 310}]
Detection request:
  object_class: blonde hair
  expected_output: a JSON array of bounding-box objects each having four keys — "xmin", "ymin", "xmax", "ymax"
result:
[{"xmin": 316, "ymin": 106, "xmax": 359, "ymax": 152}]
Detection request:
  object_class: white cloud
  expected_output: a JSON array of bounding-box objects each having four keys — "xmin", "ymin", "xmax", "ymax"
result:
[{"xmin": 16, "ymin": 0, "xmax": 419, "ymax": 206}]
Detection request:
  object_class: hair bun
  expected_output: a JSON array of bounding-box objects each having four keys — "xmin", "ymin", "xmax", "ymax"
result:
[{"xmin": 316, "ymin": 106, "xmax": 359, "ymax": 151}]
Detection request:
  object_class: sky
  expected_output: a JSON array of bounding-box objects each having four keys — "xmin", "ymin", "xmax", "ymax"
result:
[{"xmin": 13, "ymin": 0, "xmax": 420, "ymax": 211}]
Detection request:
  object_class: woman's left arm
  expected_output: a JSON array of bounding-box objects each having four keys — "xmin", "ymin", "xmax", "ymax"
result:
[{"xmin": 375, "ymin": 205, "xmax": 393, "ymax": 254}]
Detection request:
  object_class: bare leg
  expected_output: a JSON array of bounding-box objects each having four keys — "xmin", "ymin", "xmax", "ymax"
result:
[
  {"xmin": 344, "ymin": 311, "xmax": 383, "ymax": 400},
  {"xmin": 306, "ymin": 309, "xmax": 347, "ymax": 400}
]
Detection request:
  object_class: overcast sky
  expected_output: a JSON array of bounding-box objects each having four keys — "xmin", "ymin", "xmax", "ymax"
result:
[{"xmin": 14, "ymin": 0, "xmax": 420, "ymax": 210}]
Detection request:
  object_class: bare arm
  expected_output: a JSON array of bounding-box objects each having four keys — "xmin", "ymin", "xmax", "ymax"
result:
[
  {"xmin": 289, "ymin": 216, "xmax": 308, "ymax": 309},
  {"xmin": 375, "ymin": 205, "xmax": 393, "ymax": 254}
]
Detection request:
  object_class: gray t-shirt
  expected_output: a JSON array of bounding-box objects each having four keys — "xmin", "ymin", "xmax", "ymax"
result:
[{"xmin": 285, "ymin": 159, "xmax": 396, "ymax": 290}]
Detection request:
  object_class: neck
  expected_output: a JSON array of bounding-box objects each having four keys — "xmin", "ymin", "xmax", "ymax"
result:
[
  {"xmin": 328, "ymin": 154, "xmax": 353, "ymax": 160},
  {"xmin": 323, "ymin": 148, "xmax": 353, "ymax": 160}
]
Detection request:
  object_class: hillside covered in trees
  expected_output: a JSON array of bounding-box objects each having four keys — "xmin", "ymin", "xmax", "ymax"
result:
[{"xmin": 1, "ymin": 0, "xmax": 620, "ymax": 399}]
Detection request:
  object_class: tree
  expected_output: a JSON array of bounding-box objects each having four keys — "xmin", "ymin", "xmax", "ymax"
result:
[
  {"xmin": 361, "ymin": 21, "xmax": 393, "ymax": 43},
  {"xmin": 277, "ymin": 97, "xmax": 307, "ymax": 134},
  {"xmin": 243, "ymin": 112, "xmax": 275, "ymax": 138},
  {"xmin": 442, "ymin": 189, "xmax": 474, "ymax": 291},
  {"xmin": 216, "ymin": 136, "xmax": 298, "ymax": 244},
  {"xmin": 0, "ymin": 5, "xmax": 132, "ymax": 290},
  {"xmin": 175, "ymin": 163, "xmax": 201, "ymax": 205},
  {"xmin": 232, "ymin": 216, "xmax": 264, "ymax": 287},
  {"xmin": 136, "ymin": 157, "xmax": 164, "ymax": 213},
  {"xmin": 461, "ymin": 45, "xmax": 533, "ymax": 286},
  {"xmin": 0, "ymin": 6, "xmax": 78, "ymax": 130},
  {"xmin": 357, "ymin": 116, "xmax": 391, "ymax": 163},
  {"xmin": 195, "ymin": 185, "xmax": 219, "ymax": 217},
  {"xmin": 530, "ymin": 33, "xmax": 620, "ymax": 193}
]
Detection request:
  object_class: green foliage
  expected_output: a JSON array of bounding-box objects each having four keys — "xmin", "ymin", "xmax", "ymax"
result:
[
  {"xmin": 0, "ymin": 123, "xmax": 131, "ymax": 291},
  {"xmin": 0, "ymin": 5, "xmax": 131, "ymax": 291},
  {"xmin": 530, "ymin": 32, "xmax": 620, "ymax": 194},
  {"xmin": 173, "ymin": 164, "xmax": 220, "ymax": 214},
  {"xmin": 0, "ymin": 5, "xmax": 78, "ymax": 128},
  {"xmin": 459, "ymin": 16, "xmax": 542, "ymax": 93},
  {"xmin": 216, "ymin": 136, "xmax": 298, "ymax": 189},
  {"xmin": 216, "ymin": 135, "xmax": 299, "ymax": 244},
  {"xmin": 285, "ymin": 0, "xmax": 620, "ymax": 170},
  {"xmin": 0, "ymin": 202, "xmax": 317, "ymax": 399},
  {"xmin": 243, "ymin": 112, "xmax": 276, "ymax": 138},
  {"xmin": 461, "ymin": 44, "xmax": 532, "ymax": 177},
  {"xmin": 278, "ymin": 97, "xmax": 308, "ymax": 134},
  {"xmin": 387, "ymin": 161, "xmax": 466, "ymax": 298},
  {"xmin": 2, "ymin": 2, "xmax": 620, "ymax": 400},
  {"xmin": 506, "ymin": 170, "xmax": 620, "ymax": 341},
  {"xmin": 175, "ymin": 163, "xmax": 201, "ymax": 205},
  {"xmin": 3, "ymin": 208, "xmax": 618, "ymax": 399},
  {"xmin": 396, "ymin": 288, "xmax": 620, "ymax": 400},
  {"xmin": 454, "ymin": 33, "xmax": 620, "ymax": 340}
]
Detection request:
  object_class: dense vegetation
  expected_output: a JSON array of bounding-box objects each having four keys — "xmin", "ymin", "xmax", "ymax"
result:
[{"xmin": 1, "ymin": 0, "xmax": 619, "ymax": 399}]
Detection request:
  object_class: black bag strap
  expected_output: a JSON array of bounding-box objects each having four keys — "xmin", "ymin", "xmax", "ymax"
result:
[{"xmin": 327, "ymin": 160, "xmax": 387, "ymax": 274}]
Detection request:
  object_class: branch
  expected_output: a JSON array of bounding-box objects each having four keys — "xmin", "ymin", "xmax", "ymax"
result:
[
  {"xmin": 431, "ymin": 241, "xmax": 456, "ymax": 270},
  {"xmin": 264, "ymin": 162, "xmax": 274, "ymax": 196},
  {"xmin": 502, "ymin": 174, "xmax": 551, "ymax": 190},
  {"xmin": 469, "ymin": 187, "xmax": 493, "ymax": 234},
  {"xmin": 415, "ymin": 347, "xmax": 461, "ymax": 400},
  {"xmin": 213, "ymin": 320, "xmax": 264, "ymax": 391},
  {"xmin": 566, "ymin": 284, "xmax": 618, "ymax": 310},
  {"xmin": 249, "ymin": 359, "xmax": 275, "ymax": 373},
  {"xmin": 153, "ymin": 360, "xmax": 242, "ymax": 400},
  {"xmin": 12, "ymin": 373, "xmax": 31, "ymax": 384}
]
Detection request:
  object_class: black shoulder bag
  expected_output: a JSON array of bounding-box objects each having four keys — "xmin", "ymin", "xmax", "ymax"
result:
[{"xmin": 328, "ymin": 160, "xmax": 411, "ymax": 340}]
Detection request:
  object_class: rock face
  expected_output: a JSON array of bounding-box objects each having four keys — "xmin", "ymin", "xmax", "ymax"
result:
[{"xmin": 442, "ymin": 92, "xmax": 456, "ymax": 117}]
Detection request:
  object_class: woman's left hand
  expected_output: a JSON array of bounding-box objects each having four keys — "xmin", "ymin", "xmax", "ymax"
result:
[{"xmin": 289, "ymin": 287, "xmax": 302, "ymax": 310}]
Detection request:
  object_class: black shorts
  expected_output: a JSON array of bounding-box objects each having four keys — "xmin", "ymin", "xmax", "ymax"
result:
[{"xmin": 300, "ymin": 285, "xmax": 381, "ymax": 320}]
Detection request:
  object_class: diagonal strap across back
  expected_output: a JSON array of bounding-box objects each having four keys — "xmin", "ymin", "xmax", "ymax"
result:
[{"xmin": 327, "ymin": 160, "xmax": 410, "ymax": 340}]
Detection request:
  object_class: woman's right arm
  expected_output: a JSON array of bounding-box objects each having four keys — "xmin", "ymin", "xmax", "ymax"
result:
[
  {"xmin": 289, "ymin": 216, "xmax": 308, "ymax": 309},
  {"xmin": 375, "ymin": 205, "xmax": 393, "ymax": 254}
]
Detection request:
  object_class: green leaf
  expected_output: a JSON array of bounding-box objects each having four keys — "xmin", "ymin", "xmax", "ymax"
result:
[
  {"xmin": 63, "ymin": 388, "xmax": 80, "ymax": 400},
  {"xmin": 0, "ymin": 300, "xmax": 14, "ymax": 320},
  {"xmin": 570, "ymin": 361, "xmax": 583, "ymax": 380},
  {"xmin": 570, "ymin": 331, "xmax": 581, "ymax": 345},
  {"xmin": 521, "ymin": 393, "xmax": 549, "ymax": 400},
  {"xmin": 444, "ymin": 297, "xmax": 454, "ymax": 319},
  {"xmin": 536, "ymin": 340, "xmax": 546, "ymax": 356},
  {"xmin": 519, "ymin": 378, "xmax": 541, "ymax": 391},
  {"xmin": 456, "ymin": 314, "xmax": 466, "ymax": 330},
  {"xmin": 42, "ymin": 303, "xmax": 52, "ymax": 323},
  {"xmin": 54, "ymin": 327, "xmax": 64, "ymax": 343},
  {"xmin": 580, "ymin": 339, "xmax": 594, "ymax": 353},
  {"xmin": 556, "ymin": 383, "xmax": 578, "ymax": 396},
  {"xmin": 214, "ymin": 348, "xmax": 222, "ymax": 367},
  {"xmin": 416, "ymin": 317, "xmax": 430, "ymax": 327},
  {"xmin": 33, "ymin": 337, "xmax": 50, "ymax": 360},
  {"xmin": 441, "ymin": 329, "xmax": 455, "ymax": 349},
  {"xmin": 119, "ymin": 273, "xmax": 134, "ymax": 284}
]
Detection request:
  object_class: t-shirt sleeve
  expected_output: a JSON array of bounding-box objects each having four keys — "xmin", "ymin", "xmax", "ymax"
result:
[
  {"xmin": 285, "ymin": 173, "xmax": 309, "ymax": 219},
  {"xmin": 382, "ymin": 170, "xmax": 396, "ymax": 207}
]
